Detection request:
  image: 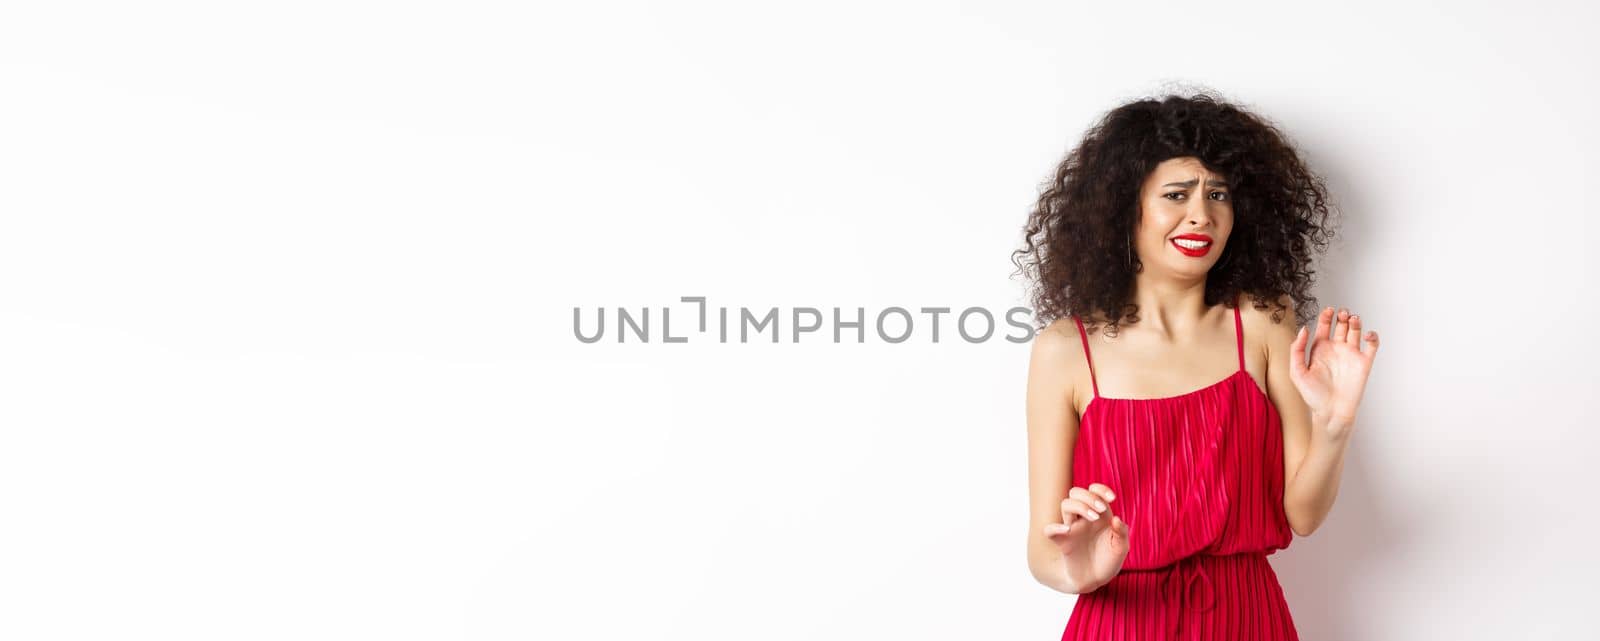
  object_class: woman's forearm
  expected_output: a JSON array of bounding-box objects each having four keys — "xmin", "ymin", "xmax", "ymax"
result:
[{"xmin": 1283, "ymin": 417, "xmax": 1354, "ymax": 536}]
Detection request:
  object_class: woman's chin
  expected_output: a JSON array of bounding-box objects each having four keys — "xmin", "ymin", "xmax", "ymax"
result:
[{"xmin": 1154, "ymin": 261, "xmax": 1215, "ymax": 280}]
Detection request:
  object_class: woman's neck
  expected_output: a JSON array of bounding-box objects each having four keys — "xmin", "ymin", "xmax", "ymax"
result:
[{"xmin": 1125, "ymin": 275, "xmax": 1216, "ymax": 339}]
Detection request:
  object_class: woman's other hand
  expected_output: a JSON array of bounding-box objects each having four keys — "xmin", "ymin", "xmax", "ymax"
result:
[
  {"xmin": 1041, "ymin": 483, "xmax": 1129, "ymax": 593},
  {"xmin": 1289, "ymin": 306, "xmax": 1380, "ymax": 435}
]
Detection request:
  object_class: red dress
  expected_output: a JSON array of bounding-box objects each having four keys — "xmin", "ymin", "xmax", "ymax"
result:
[{"xmin": 1062, "ymin": 296, "xmax": 1298, "ymax": 641}]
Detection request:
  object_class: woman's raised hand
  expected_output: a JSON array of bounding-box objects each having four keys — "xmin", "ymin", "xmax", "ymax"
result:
[
  {"xmin": 1041, "ymin": 483, "xmax": 1129, "ymax": 593},
  {"xmin": 1289, "ymin": 306, "xmax": 1380, "ymax": 435}
]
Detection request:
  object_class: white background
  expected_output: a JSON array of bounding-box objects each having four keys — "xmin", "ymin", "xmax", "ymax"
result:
[{"xmin": 2, "ymin": 1, "xmax": 1596, "ymax": 639}]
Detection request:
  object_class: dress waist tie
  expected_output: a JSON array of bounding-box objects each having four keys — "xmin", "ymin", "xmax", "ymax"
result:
[{"xmin": 1160, "ymin": 555, "xmax": 1216, "ymax": 639}]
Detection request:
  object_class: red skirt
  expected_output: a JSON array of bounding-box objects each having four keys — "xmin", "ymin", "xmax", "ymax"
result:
[{"xmin": 1061, "ymin": 552, "xmax": 1298, "ymax": 641}]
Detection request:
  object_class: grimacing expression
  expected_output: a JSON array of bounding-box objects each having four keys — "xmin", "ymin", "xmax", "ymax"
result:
[{"xmin": 1135, "ymin": 157, "xmax": 1234, "ymax": 277}]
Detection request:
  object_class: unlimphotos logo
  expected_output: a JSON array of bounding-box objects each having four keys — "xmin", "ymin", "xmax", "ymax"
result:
[{"xmin": 574, "ymin": 296, "xmax": 1038, "ymax": 344}]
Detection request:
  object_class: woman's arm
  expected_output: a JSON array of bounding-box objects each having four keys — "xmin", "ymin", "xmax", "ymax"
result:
[
  {"xmin": 1024, "ymin": 322, "xmax": 1088, "ymax": 593},
  {"xmin": 1264, "ymin": 298, "xmax": 1366, "ymax": 537}
]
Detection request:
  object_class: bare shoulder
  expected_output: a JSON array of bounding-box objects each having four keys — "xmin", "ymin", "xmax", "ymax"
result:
[
  {"xmin": 1030, "ymin": 317, "xmax": 1085, "ymax": 373},
  {"xmin": 1032, "ymin": 317, "xmax": 1088, "ymax": 362},
  {"xmin": 1239, "ymin": 292, "xmax": 1300, "ymax": 367},
  {"xmin": 1239, "ymin": 292, "xmax": 1297, "ymax": 329},
  {"xmin": 1029, "ymin": 317, "xmax": 1088, "ymax": 414}
]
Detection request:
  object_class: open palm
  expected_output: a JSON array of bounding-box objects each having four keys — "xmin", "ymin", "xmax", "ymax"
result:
[{"xmin": 1290, "ymin": 306, "xmax": 1380, "ymax": 431}]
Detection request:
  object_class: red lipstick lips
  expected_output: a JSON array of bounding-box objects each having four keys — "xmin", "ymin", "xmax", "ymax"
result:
[{"xmin": 1170, "ymin": 233, "xmax": 1213, "ymax": 257}]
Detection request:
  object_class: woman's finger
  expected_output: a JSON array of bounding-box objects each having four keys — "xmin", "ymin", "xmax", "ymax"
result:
[
  {"xmin": 1085, "ymin": 483, "xmax": 1117, "ymax": 505},
  {"xmin": 1069, "ymin": 487, "xmax": 1109, "ymax": 513},
  {"xmin": 1347, "ymin": 314, "xmax": 1362, "ymax": 347},
  {"xmin": 1333, "ymin": 308, "xmax": 1350, "ymax": 343},
  {"xmin": 1059, "ymin": 497, "xmax": 1102, "ymax": 522},
  {"xmin": 1290, "ymin": 325, "xmax": 1308, "ymax": 373},
  {"xmin": 1314, "ymin": 306, "xmax": 1334, "ymax": 343}
]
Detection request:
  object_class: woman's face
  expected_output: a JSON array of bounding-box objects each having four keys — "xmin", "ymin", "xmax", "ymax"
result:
[{"xmin": 1133, "ymin": 156, "xmax": 1234, "ymax": 279}]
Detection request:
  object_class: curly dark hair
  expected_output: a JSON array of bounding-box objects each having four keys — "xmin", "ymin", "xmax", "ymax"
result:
[{"xmin": 1012, "ymin": 91, "xmax": 1336, "ymax": 335}]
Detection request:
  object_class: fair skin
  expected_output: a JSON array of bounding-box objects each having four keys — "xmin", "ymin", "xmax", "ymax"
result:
[{"xmin": 1024, "ymin": 157, "xmax": 1380, "ymax": 594}]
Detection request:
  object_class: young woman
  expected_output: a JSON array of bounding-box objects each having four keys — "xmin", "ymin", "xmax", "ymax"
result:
[{"xmin": 1014, "ymin": 92, "xmax": 1380, "ymax": 640}]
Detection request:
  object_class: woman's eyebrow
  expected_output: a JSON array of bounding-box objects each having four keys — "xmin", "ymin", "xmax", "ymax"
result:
[{"xmin": 1161, "ymin": 178, "xmax": 1230, "ymax": 188}]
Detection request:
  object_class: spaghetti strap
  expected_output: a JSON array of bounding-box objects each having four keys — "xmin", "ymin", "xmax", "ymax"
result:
[
  {"xmin": 1233, "ymin": 293, "xmax": 1246, "ymax": 372},
  {"xmin": 1071, "ymin": 315, "xmax": 1100, "ymax": 399}
]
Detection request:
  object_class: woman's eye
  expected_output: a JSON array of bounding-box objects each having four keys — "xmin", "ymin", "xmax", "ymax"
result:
[
  {"xmin": 1164, "ymin": 192, "xmax": 1185, "ymax": 200},
  {"xmin": 1210, "ymin": 191, "xmax": 1230, "ymax": 201}
]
